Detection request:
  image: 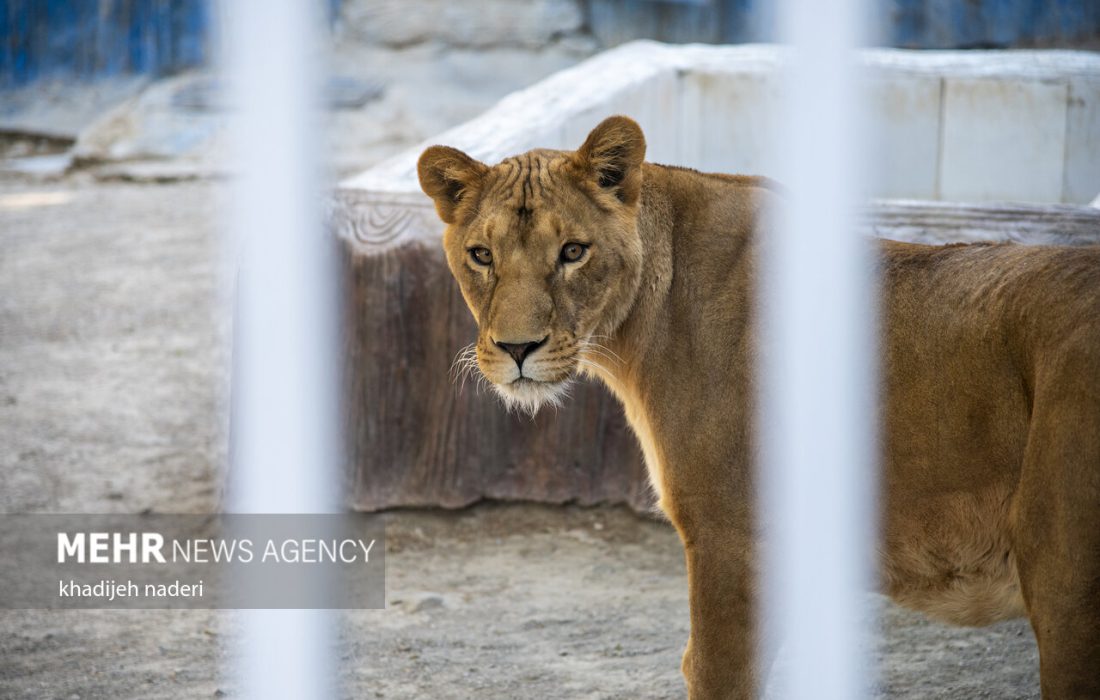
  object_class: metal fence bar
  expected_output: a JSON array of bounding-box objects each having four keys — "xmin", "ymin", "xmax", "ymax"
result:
[
  {"xmin": 762, "ymin": 0, "xmax": 877, "ymax": 697},
  {"xmin": 221, "ymin": 0, "xmax": 338, "ymax": 698}
]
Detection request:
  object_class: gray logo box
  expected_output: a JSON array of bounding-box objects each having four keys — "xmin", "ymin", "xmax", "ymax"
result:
[{"xmin": 0, "ymin": 514, "xmax": 385, "ymax": 609}]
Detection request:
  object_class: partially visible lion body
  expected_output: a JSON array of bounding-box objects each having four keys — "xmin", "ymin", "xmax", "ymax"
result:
[{"xmin": 418, "ymin": 116, "xmax": 1100, "ymax": 699}]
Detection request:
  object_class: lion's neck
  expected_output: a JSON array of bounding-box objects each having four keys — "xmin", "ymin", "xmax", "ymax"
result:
[
  {"xmin": 584, "ymin": 170, "xmax": 674, "ymax": 387},
  {"xmin": 585, "ymin": 163, "xmax": 764, "ymax": 507},
  {"xmin": 589, "ymin": 161, "xmax": 762, "ymax": 412}
]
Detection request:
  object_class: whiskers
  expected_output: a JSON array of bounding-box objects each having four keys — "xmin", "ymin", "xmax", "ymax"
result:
[
  {"xmin": 449, "ymin": 334, "xmax": 624, "ymax": 416},
  {"xmin": 576, "ymin": 335, "xmax": 623, "ymax": 378},
  {"xmin": 449, "ymin": 343, "xmax": 490, "ymax": 395}
]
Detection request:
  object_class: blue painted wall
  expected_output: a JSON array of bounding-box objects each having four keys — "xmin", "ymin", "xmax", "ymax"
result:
[
  {"xmin": 1, "ymin": 0, "xmax": 209, "ymax": 88},
  {"xmin": 887, "ymin": 0, "xmax": 1100, "ymax": 48},
  {"xmin": 2, "ymin": 0, "xmax": 1098, "ymax": 89},
  {"xmin": 588, "ymin": 0, "xmax": 1100, "ymax": 49}
]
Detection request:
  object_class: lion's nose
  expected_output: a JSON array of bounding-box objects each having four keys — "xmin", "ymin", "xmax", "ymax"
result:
[{"xmin": 494, "ymin": 336, "xmax": 548, "ymax": 369}]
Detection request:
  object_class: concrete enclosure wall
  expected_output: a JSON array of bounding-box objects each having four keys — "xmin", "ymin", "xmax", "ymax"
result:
[
  {"xmin": 332, "ymin": 43, "xmax": 1100, "ymax": 513},
  {"xmin": 344, "ymin": 43, "xmax": 1100, "ymax": 211}
]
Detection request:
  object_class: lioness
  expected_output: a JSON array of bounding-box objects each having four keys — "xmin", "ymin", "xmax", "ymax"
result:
[{"xmin": 418, "ymin": 115, "xmax": 1100, "ymax": 699}]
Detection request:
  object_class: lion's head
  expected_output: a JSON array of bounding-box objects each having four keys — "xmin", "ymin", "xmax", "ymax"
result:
[{"xmin": 417, "ymin": 116, "xmax": 647, "ymax": 414}]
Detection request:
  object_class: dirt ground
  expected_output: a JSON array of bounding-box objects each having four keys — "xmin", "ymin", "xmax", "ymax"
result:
[{"xmin": 0, "ymin": 178, "xmax": 1040, "ymax": 698}]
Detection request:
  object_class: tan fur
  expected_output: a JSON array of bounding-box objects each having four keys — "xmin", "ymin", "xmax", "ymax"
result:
[{"xmin": 419, "ymin": 116, "xmax": 1100, "ymax": 699}]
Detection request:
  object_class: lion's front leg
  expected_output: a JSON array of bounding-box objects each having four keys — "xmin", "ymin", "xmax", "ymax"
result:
[{"xmin": 678, "ymin": 526, "xmax": 761, "ymax": 700}]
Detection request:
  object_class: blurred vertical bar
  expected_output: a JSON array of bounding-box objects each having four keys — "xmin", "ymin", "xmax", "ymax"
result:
[
  {"xmin": 221, "ymin": 0, "xmax": 337, "ymax": 698},
  {"xmin": 762, "ymin": 0, "xmax": 876, "ymax": 697}
]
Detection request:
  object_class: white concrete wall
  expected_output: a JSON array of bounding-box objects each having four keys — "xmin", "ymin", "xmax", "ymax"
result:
[
  {"xmin": 652, "ymin": 48, "xmax": 1098, "ymax": 205},
  {"xmin": 341, "ymin": 42, "xmax": 1100, "ymax": 220}
]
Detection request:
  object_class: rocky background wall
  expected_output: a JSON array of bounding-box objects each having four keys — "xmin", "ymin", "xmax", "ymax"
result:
[
  {"xmin": 4, "ymin": 0, "xmax": 1099, "ymax": 183},
  {"xmin": 0, "ymin": 0, "xmax": 598, "ymax": 183}
]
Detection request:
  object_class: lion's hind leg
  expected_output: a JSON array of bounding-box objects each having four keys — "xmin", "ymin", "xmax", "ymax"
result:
[{"xmin": 1012, "ymin": 390, "xmax": 1100, "ymax": 699}]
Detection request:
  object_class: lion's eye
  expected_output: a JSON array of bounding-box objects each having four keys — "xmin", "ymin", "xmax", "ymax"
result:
[
  {"xmin": 469, "ymin": 247, "xmax": 493, "ymax": 266},
  {"xmin": 560, "ymin": 242, "xmax": 588, "ymax": 264}
]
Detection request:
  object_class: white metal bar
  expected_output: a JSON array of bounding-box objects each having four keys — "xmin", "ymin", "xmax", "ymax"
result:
[
  {"xmin": 762, "ymin": 0, "xmax": 876, "ymax": 698},
  {"xmin": 221, "ymin": 1, "xmax": 338, "ymax": 698}
]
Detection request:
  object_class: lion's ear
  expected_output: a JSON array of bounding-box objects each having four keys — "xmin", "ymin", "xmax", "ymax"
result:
[
  {"xmin": 417, "ymin": 146, "xmax": 489, "ymax": 224},
  {"xmin": 574, "ymin": 115, "xmax": 646, "ymax": 206}
]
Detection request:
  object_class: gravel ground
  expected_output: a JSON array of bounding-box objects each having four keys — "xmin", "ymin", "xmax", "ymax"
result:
[{"xmin": 0, "ymin": 178, "xmax": 1040, "ymax": 698}]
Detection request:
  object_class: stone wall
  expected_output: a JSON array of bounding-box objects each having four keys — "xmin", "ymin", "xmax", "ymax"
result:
[{"xmin": 338, "ymin": 0, "xmax": 589, "ymax": 50}]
